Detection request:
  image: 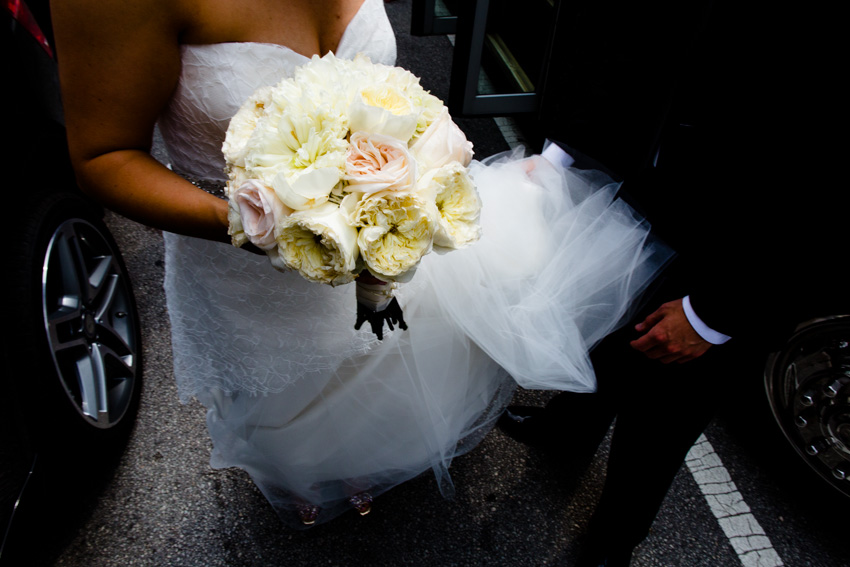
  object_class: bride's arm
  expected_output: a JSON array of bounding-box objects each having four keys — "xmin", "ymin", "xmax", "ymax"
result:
[{"xmin": 52, "ymin": 0, "xmax": 230, "ymax": 243}]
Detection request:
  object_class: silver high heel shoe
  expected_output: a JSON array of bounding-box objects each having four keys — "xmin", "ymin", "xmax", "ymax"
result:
[
  {"xmin": 348, "ymin": 492, "xmax": 373, "ymax": 516},
  {"xmin": 297, "ymin": 503, "xmax": 320, "ymax": 525}
]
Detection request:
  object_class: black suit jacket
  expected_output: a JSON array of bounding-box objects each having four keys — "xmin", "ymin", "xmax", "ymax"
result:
[{"xmin": 559, "ymin": 1, "xmax": 844, "ymax": 345}]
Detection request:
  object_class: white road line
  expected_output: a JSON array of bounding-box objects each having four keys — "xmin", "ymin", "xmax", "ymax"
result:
[{"xmin": 686, "ymin": 434, "xmax": 784, "ymax": 567}]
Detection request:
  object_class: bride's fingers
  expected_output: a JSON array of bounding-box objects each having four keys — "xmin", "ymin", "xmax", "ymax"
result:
[
  {"xmin": 357, "ymin": 270, "xmax": 387, "ymax": 285},
  {"xmin": 241, "ymin": 242, "xmax": 266, "ymax": 255}
]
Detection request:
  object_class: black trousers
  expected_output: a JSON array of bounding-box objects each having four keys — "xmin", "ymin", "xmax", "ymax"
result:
[{"xmin": 543, "ymin": 262, "xmax": 766, "ymax": 548}]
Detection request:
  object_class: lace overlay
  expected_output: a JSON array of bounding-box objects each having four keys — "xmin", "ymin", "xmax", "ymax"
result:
[
  {"xmin": 163, "ymin": 234, "xmax": 387, "ymax": 399},
  {"xmin": 156, "ymin": 0, "xmax": 671, "ymax": 528}
]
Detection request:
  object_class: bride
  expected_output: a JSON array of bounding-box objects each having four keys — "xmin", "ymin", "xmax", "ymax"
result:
[{"xmin": 53, "ymin": 0, "xmax": 670, "ymax": 527}]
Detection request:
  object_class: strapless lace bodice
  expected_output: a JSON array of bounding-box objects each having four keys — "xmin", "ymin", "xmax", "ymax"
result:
[{"xmin": 157, "ymin": 0, "xmax": 396, "ymax": 181}]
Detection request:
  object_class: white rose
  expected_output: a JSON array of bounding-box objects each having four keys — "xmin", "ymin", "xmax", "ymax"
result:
[
  {"xmin": 419, "ymin": 162, "xmax": 482, "ymax": 249},
  {"xmin": 344, "ymin": 132, "xmax": 416, "ymax": 195},
  {"xmin": 271, "ymin": 166, "xmax": 342, "ymax": 211},
  {"xmin": 409, "ymin": 108, "xmax": 473, "ymax": 172},
  {"xmin": 276, "ymin": 202, "xmax": 359, "ymax": 286},
  {"xmin": 230, "ymin": 180, "xmax": 291, "ymax": 250},
  {"xmin": 342, "ymin": 191, "xmax": 436, "ymax": 280},
  {"xmin": 348, "ymin": 85, "xmax": 419, "ymax": 142}
]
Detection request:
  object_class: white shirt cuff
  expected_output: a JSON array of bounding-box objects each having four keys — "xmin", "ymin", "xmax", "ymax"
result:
[
  {"xmin": 682, "ymin": 295, "xmax": 732, "ymax": 345},
  {"xmin": 541, "ymin": 140, "xmax": 575, "ymax": 169}
]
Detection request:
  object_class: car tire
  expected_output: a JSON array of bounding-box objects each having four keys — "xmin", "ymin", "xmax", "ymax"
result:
[
  {"xmin": 5, "ymin": 189, "xmax": 142, "ymax": 452},
  {"xmin": 764, "ymin": 316, "xmax": 850, "ymax": 500}
]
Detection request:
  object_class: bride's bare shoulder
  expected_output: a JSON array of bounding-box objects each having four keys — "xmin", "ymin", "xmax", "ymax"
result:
[
  {"xmin": 52, "ymin": 0, "xmax": 191, "ymax": 40},
  {"xmin": 52, "ymin": 0, "xmax": 195, "ymax": 163}
]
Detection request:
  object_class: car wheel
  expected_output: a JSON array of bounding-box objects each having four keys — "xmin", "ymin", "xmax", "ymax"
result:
[
  {"xmin": 764, "ymin": 316, "xmax": 850, "ymax": 499},
  {"xmin": 6, "ymin": 190, "xmax": 142, "ymax": 450}
]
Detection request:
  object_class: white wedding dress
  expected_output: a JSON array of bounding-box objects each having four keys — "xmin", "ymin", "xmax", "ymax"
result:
[{"xmin": 157, "ymin": 0, "xmax": 671, "ymax": 527}]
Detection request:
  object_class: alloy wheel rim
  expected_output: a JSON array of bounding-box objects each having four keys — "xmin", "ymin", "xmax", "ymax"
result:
[
  {"xmin": 42, "ymin": 218, "xmax": 138, "ymax": 429},
  {"xmin": 765, "ymin": 316, "xmax": 850, "ymax": 498}
]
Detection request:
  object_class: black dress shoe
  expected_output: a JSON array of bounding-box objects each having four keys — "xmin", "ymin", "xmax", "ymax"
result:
[
  {"xmin": 575, "ymin": 542, "xmax": 634, "ymax": 567},
  {"xmin": 574, "ymin": 531, "xmax": 635, "ymax": 567},
  {"xmin": 497, "ymin": 405, "xmax": 557, "ymax": 449}
]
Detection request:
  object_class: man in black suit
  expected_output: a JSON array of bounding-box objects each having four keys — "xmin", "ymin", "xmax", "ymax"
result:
[{"xmin": 500, "ymin": 2, "xmax": 842, "ymax": 565}]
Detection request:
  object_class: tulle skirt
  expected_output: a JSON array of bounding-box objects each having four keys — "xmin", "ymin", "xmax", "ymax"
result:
[{"xmin": 163, "ymin": 149, "xmax": 672, "ymax": 527}]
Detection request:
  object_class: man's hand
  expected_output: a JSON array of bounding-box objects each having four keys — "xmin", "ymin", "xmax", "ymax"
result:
[{"xmin": 630, "ymin": 299, "xmax": 712, "ymax": 363}]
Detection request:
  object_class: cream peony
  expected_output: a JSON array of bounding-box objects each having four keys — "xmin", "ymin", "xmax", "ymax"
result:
[
  {"xmin": 225, "ymin": 165, "xmax": 250, "ymax": 199},
  {"xmin": 292, "ymin": 54, "xmax": 359, "ymax": 101},
  {"xmin": 227, "ymin": 199, "xmax": 248, "ymax": 248},
  {"xmin": 243, "ymin": 95, "xmax": 349, "ymax": 210},
  {"xmin": 223, "ymin": 86, "xmax": 274, "ymax": 170},
  {"xmin": 276, "ymin": 202, "xmax": 359, "ymax": 286},
  {"xmin": 344, "ymin": 132, "xmax": 416, "ymax": 195},
  {"xmin": 409, "ymin": 108, "xmax": 473, "ymax": 172},
  {"xmin": 342, "ymin": 191, "xmax": 437, "ymax": 280},
  {"xmin": 419, "ymin": 163, "xmax": 482, "ymax": 249}
]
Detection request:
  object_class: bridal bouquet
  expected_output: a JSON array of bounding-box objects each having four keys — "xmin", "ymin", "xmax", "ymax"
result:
[{"xmin": 223, "ymin": 53, "xmax": 481, "ymax": 337}]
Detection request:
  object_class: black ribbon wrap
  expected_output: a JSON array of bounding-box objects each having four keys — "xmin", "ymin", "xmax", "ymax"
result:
[{"xmin": 354, "ymin": 297, "xmax": 408, "ymax": 340}]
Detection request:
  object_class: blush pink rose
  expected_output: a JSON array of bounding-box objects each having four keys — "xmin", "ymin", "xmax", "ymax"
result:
[
  {"xmin": 232, "ymin": 180, "xmax": 289, "ymax": 250},
  {"xmin": 344, "ymin": 132, "xmax": 416, "ymax": 195}
]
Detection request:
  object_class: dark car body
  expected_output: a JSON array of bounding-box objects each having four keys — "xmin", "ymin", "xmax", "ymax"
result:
[{"xmin": 2, "ymin": 1, "xmax": 142, "ymax": 562}]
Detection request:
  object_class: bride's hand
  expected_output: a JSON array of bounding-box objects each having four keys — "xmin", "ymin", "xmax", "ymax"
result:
[{"xmin": 241, "ymin": 242, "xmax": 267, "ymax": 255}]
